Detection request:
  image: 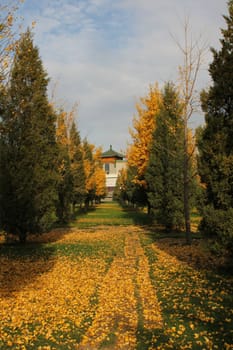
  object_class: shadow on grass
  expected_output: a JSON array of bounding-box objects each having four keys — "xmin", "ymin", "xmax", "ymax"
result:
[
  {"xmin": 121, "ymin": 206, "xmax": 154, "ymax": 226},
  {"xmin": 0, "ymin": 243, "xmax": 57, "ymax": 297},
  {"xmin": 136, "ymin": 327, "xmax": 170, "ymax": 350}
]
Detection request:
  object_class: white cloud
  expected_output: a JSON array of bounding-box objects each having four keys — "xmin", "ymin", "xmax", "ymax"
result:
[{"xmin": 19, "ymin": 0, "xmax": 228, "ymax": 151}]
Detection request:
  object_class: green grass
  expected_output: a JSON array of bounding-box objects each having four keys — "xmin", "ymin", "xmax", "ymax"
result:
[
  {"xmin": 1, "ymin": 201, "xmax": 232, "ymax": 349},
  {"xmin": 0, "ymin": 240, "xmax": 120, "ymax": 266},
  {"xmin": 140, "ymin": 233, "xmax": 233, "ymax": 349},
  {"xmin": 70, "ymin": 201, "xmax": 154, "ymax": 228}
]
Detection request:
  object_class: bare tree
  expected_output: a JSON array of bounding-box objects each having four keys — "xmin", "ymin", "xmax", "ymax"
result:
[
  {"xmin": 172, "ymin": 18, "xmax": 207, "ymax": 244},
  {"xmin": 0, "ymin": 1, "xmax": 23, "ymax": 83}
]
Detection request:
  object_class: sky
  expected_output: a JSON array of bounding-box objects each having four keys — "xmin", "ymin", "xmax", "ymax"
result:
[{"xmin": 15, "ymin": 0, "xmax": 228, "ymax": 152}]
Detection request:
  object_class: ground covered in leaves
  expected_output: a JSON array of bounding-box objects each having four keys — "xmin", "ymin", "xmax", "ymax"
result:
[{"xmin": 0, "ymin": 202, "xmax": 232, "ymax": 349}]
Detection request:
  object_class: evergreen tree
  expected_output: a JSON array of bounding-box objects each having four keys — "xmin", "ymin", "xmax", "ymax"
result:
[
  {"xmin": 69, "ymin": 121, "xmax": 86, "ymax": 209},
  {"xmin": 146, "ymin": 83, "xmax": 185, "ymax": 230},
  {"xmin": 0, "ymin": 29, "xmax": 58, "ymax": 243},
  {"xmin": 55, "ymin": 110, "xmax": 73, "ymax": 223},
  {"xmin": 198, "ymin": 1, "xmax": 233, "ymax": 252},
  {"xmin": 113, "ymin": 168, "xmax": 128, "ymax": 204}
]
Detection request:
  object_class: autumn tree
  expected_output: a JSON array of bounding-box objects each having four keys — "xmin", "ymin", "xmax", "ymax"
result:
[
  {"xmin": 55, "ymin": 110, "xmax": 73, "ymax": 223},
  {"xmin": 82, "ymin": 138, "xmax": 96, "ymax": 209},
  {"xmin": 146, "ymin": 83, "xmax": 185, "ymax": 230},
  {"xmin": 69, "ymin": 120, "xmax": 86, "ymax": 210},
  {"xmin": 127, "ymin": 84, "xmax": 161, "ymax": 186},
  {"xmin": 0, "ymin": 1, "xmax": 24, "ymax": 142},
  {"xmin": 127, "ymin": 84, "xmax": 161, "ymax": 210},
  {"xmin": 174, "ymin": 19, "xmax": 206, "ymax": 244},
  {"xmin": 93, "ymin": 148, "xmax": 106, "ymax": 203},
  {"xmin": 82, "ymin": 140, "xmax": 106, "ymax": 207},
  {"xmin": 0, "ymin": 29, "xmax": 58, "ymax": 243},
  {"xmin": 197, "ymin": 0, "xmax": 233, "ymax": 253},
  {"xmin": 0, "ymin": 1, "xmax": 22, "ymax": 83}
]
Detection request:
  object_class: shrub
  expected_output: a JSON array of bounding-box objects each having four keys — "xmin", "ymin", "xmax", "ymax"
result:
[{"xmin": 199, "ymin": 206, "xmax": 233, "ymax": 255}]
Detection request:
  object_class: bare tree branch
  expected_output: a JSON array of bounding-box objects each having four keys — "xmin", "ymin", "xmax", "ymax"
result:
[{"xmin": 172, "ymin": 17, "xmax": 208, "ymax": 244}]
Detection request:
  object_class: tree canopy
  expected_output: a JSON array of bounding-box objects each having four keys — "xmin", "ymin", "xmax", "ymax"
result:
[
  {"xmin": 0, "ymin": 30, "xmax": 58, "ymax": 242},
  {"xmin": 197, "ymin": 0, "xmax": 233, "ymax": 252}
]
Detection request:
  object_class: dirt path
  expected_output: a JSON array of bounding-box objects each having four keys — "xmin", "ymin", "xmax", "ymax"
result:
[{"xmin": 78, "ymin": 228, "xmax": 163, "ymax": 349}]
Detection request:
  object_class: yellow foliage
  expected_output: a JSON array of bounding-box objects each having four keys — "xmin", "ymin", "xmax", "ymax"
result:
[
  {"xmin": 127, "ymin": 83, "xmax": 161, "ymax": 184},
  {"xmin": 94, "ymin": 167, "xmax": 106, "ymax": 197},
  {"xmin": 0, "ymin": 221, "xmax": 232, "ymax": 348},
  {"xmin": 56, "ymin": 111, "xmax": 69, "ymax": 147},
  {"xmin": 7, "ymin": 15, "xmax": 13, "ymax": 26},
  {"xmin": 82, "ymin": 143, "xmax": 106, "ymax": 196},
  {"xmin": 0, "ymin": 2, "xmax": 24, "ymax": 80}
]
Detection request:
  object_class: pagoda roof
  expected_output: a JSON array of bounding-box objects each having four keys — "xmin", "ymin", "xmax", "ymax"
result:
[{"xmin": 101, "ymin": 145, "xmax": 124, "ymax": 159}]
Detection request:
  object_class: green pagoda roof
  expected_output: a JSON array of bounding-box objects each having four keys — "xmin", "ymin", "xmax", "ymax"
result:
[{"xmin": 101, "ymin": 145, "xmax": 124, "ymax": 159}]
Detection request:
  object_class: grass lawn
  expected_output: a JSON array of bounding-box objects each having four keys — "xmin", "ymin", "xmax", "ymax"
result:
[
  {"xmin": 0, "ymin": 201, "xmax": 232, "ymax": 349},
  {"xmin": 69, "ymin": 201, "xmax": 153, "ymax": 228}
]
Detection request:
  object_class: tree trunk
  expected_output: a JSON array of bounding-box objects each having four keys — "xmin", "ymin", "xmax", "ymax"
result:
[{"xmin": 19, "ymin": 230, "xmax": 27, "ymax": 244}]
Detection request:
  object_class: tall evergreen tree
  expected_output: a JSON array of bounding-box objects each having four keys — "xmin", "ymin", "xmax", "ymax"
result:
[
  {"xmin": 69, "ymin": 121, "xmax": 86, "ymax": 209},
  {"xmin": 55, "ymin": 110, "xmax": 73, "ymax": 223},
  {"xmin": 198, "ymin": 1, "xmax": 233, "ymax": 251},
  {"xmin": 146, "ymin": 83, "xmax": 185, "ymax": 230},
  {"xmin": 0, "ymin": 29, "xmax": 58, "ymax": 243}
]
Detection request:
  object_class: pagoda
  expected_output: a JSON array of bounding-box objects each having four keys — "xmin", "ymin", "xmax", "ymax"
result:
[{"xmin": 101, "ymin": 145, "xmax": 127, "ymax": 199}]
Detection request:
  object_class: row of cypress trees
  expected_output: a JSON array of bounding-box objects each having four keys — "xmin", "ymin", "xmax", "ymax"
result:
[
  {"xmin": 0, "ymin": 29, "xmax": 104, "ymax": 243},
  {"xmin": 197, "ymin": 0, "xmax": 233, "ymax": 253},
  {"xmin": 115, "ymin": 1, "xmax": 233, "ymax": 253}
]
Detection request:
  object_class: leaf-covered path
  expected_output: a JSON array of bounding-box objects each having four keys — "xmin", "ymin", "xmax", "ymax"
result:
[
  {"xmin": 0, "ymin": 202, "xmax": 232, "ymax": 349},
  {"xmin": 79, "ymin": 231, "xmax": 162, "ymax": 349}
]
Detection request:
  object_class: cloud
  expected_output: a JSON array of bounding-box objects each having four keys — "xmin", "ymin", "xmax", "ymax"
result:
[{"xmin": 19, "ymin": 0, "xmax": 228, "ymax": 151}]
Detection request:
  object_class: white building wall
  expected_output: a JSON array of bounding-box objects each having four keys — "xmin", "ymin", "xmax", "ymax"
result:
[{"xmin": 103, "ymin": 160, "xmax": 127, "ymax": 198}]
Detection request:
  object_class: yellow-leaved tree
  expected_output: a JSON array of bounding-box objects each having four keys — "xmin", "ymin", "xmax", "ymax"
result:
[
  {"xmin": 127, "ymin": 83, "xmax": 161, "ymax": 187},
  {"xmin": 93, "ymin": 147, "xmax": 106, "ymax": 201},
  {"xmin": 82, "ymin": 141, "xmax": 106, "ymax": 207},
  {"xmin": 0, "ymin": 1, "xmax": 23, "ymax": 82},
  {"xmin": 82, "ymin": 138, "xmax": 95, "ymax": 207}
]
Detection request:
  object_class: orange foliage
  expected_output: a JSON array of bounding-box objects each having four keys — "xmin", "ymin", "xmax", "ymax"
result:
[
  {"xmin": 94, "ymin": 167, "xmax": 106, "ymax": 197},
  {"xmin": 0, "ymin": 219, "xmax": 232, "ymax": 348},
  {"xmin": 93, "ymin": 147, "xmax": 106, "ymax": 197},
  {"xmin": 56, "ymin": 110, "xmax": 69, "ymax": 147},
  {"xmin": 127, "ymin": 83, "xmax": 161, "ymax": 185},
  {"xmin": 0, "ymin": 1, "xmax": 24, "ymax": 80},
  {"xmin": 82, "ymin": 143, "xmax": 106, "ymax": 197}
]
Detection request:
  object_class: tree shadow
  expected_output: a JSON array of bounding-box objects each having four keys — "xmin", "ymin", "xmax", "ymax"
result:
[
  {"xmin": 0, "ymin": 223, "xmax": 73, "ymax": 296},
  {"xmin": 0, "ymin": 242, "xmax": 58, "ymax": 297},
  {"xmin": 121, "ymin": 205, "xmax": 154, "ymax": 225},
  {"xmin": 142, "ymin": 226, "xmax": 232, "ymax": 275}
]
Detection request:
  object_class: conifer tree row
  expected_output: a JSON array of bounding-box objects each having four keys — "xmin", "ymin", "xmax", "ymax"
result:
[
  {"xmin": 197, "ymin": 0, "xmax": 233, "ymax": 253},
  {"xmin": 0, "ymin": 29, "xmax": 106, "ymax": 242}
]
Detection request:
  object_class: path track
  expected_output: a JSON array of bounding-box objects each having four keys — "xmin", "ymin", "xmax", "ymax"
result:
[{"xmin": 78, "ymin": 228, "xmax": 163, "ymax": 349}]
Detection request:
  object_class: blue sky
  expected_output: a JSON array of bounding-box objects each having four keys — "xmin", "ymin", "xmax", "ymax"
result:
[{"xmin": 16, "ymin": 0, "xmax": 227, "ymax": 152}]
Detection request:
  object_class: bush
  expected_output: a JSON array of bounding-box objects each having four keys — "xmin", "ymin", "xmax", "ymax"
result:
[{"xmin": 199, "ymin": 206, "xmax": 233, "ymax": 255}]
